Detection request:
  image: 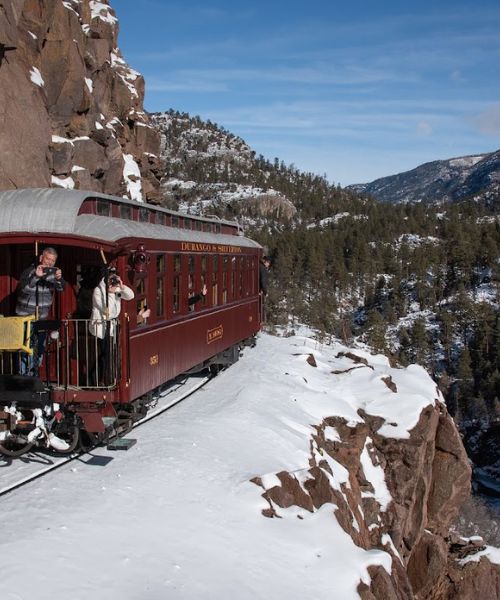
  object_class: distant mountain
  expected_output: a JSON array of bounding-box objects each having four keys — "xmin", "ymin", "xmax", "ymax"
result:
[{"xmin": 348, "ymin": 150, "xmax": 500, "ymax": 204}]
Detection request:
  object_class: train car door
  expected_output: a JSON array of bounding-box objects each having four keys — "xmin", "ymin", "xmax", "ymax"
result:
[{"xmin": 0, "ymin": 244, "xmax": 36, "ymax": 317}]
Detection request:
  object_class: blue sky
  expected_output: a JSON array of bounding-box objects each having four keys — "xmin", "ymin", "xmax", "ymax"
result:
[{"xmin": 117, "ymin": 0, "xmax": 500, "ymax": 186}]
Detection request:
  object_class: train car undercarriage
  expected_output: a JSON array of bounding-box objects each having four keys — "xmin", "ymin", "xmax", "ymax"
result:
[{"xmin": 0, "ymin": 314, "xmax": 251, "ymax": 457}]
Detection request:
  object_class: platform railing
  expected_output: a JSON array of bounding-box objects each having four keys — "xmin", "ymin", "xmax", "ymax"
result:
[{"xmin": 0, "ymin": 318, "xmax": 120, "ymax": 390}]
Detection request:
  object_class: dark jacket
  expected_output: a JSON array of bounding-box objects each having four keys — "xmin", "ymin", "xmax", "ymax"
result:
[
  {"xmin": 188, "ymin": 291, "xmax": 206, "ymax": 309},
  {"xmin": 259, "ymin": 263, "xmax": 269, "ymax": 295},
  {"xmin": 16, "ymin": 266, "xmax": 65, "ymax": 319}
]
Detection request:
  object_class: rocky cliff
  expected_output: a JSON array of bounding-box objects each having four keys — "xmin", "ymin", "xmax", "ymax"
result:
[
  {"xmin": 0, "ymin": 0, "xmax": 161, "ymax": 201},
  {"xmin": 252, "ymin": 347, "xmax": 500, "ymax": 599}
]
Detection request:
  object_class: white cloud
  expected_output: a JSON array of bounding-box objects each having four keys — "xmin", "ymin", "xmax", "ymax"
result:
[{"xmin": 416, "ymin": 121, "xmax": 433, "ymax": 136}]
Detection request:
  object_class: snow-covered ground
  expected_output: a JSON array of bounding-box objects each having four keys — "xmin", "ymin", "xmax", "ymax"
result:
[{"xmin": 0, "ymin": 333, "xmax": 496, "ymax": 599}]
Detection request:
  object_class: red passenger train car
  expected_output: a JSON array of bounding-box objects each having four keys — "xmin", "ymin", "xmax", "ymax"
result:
[{"xmin": 0, "ymin": 188, "xmax": 262, "ymax": 456}]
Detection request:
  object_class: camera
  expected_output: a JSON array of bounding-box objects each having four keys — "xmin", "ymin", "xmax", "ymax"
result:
[
  {"xmin": 42, "ymin": 266, "xmax": 57, "ymax": 276},
  {"xmin": 109, "ymin": 275, "xmax": 120, "ymax": 286}
]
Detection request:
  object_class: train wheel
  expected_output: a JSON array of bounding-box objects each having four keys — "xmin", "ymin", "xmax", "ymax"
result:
[
  {"xmin": 0, "ymin": 438, "xmax": 34, "ymax": 458},
  {"xmin": 79, "ymin": 430, "xmax": 100, "ymax": 453}
]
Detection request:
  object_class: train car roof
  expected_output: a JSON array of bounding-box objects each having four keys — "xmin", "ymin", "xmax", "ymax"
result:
[{"xmin": 0, "ymin": 188, "xmax": 261, "ymax": 249}]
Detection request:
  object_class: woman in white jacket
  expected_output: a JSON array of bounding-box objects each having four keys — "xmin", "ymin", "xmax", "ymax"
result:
[
  {"xmin": 89, "ymin": 273, "xmax": 134, "ymax": 385},
  {"xmin": 89, "ymin": 275, "xmax": 134, "ymax": 338}
]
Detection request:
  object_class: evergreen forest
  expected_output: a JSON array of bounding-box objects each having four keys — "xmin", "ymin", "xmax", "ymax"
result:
[{"xmin": 153, "ymin": 109, "xmax": 500, "ymax": 430}]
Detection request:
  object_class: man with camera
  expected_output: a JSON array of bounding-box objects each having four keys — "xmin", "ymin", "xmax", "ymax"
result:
[
  {"xmin": 15, "ymin": 247, "xmax": 66, "ymax": 375},
  {"xmin": 16, "ymin": 247, "xmax": 65, "ymax": 320}
]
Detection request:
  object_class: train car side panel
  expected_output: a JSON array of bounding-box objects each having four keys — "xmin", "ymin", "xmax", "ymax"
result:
[{"xmin": 126, "ymin": 299, "xmax": 260, "ymax": 399}]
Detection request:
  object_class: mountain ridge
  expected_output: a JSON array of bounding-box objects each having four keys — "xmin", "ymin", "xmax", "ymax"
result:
[{"xmin": 347, "ymin": 150, "xmax": 500, "ymax": 204}]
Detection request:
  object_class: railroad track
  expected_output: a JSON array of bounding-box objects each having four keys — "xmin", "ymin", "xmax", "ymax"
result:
[{"xmin": 0, "ymin": 374, "xmax": 210, "ymax": 498}]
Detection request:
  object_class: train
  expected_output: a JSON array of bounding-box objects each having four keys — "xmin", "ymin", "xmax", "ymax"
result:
[{"xmin": 0, "ymin": 188, "xmax": 262, "ymax": 457}]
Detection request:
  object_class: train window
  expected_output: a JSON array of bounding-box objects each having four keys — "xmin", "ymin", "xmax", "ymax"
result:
[
  {"xmin": 222, "ymin": 279, "xmax": 227, "ymax": 303},
  {"xmin": 222, "ymin": 256, "xmax": 228, "ymax": 304},
  {"xmin": 157, "ymin": 212, "xmax": 166, "ymax": 226},
  {"xmin": 173, "ymin": 254, "xmax": 181, "ymax": 273},
  {"xmin": 156, "ymin": 254, "xmax": 165, "ymax": 273},
  {"xmin": 139, "ymin": 207, "xmax": 149, "ymax": 222},
  {"xmin": 135, "ymin": 278, "xmax": 147, "ymax": 327},
  {"xmin": 230, "ymin": 256, "xmax": 236, "ymax": 298},
  {"xmin": 211, "ymin": 255, "xmax": 219, "ymax": 306},
  {"xmin": 188, "ymin": 272, "xmax": 194, "ymax": 302},
  {"xmin": 188, "ymin": 255, "xmax": 195, "ymax": 274},
  {"xmin": 201, "ymin": 255, "xmax": 207, "ymax": 307},
  {"xmin": 120, "ymin": 205, "xmax": 132, "ymax": 220},
  {"xmin": 251, "ymin": 256, "xmax": 256, "ymax": 293},
  {"xmin": 212, "ymin": 274, "xmax": 218, "ymax": 306},
  {"xmin": 172, "ymin": 215, "xmax": 179, "ymax": 228},
  {"xmin": 196, "ymin": 220, "xmax": 202, "ymax": 231},
  {"xmin": 244, "ymin": 256, "xmax": 249, "ymax": 296},
  {"xmin": 96, "ymin": 200, "xmax": 111, "ymax": 216},
  {"xmin": 200, "ymin": 273, "xmax": 206, "ymax": 307},
  {"xmin": 214, "ymin": 223, "xmax": 221, "ymax": 234},
  {"xmin": 239, "ymin": 257, "xmax": 244, "ymax": 296},
  {"xmin": 173, "ymin": 275, "xmax": 180, "ymax": 313},
  {"xmin": 156, "ymin": 277, "xmax": 164, "ymax": 317}
]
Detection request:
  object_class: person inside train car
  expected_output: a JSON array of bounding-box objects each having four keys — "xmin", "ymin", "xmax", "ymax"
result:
[
  {"xmin": 188, "ymin": 283, "xmax": 208, "ymax": 311},
  {"xmin": 89, "ymin": 269, "xmax": 134, "ymax": 385},
  {"xmin": 15, "ymin": 247, "xmax": 65, "ymax": 376},
  {"xmin": 137, "ymin": 304, "xmax": 151, "ymax": 325},
  {"xmin": 259, "ymin": 256, "xmax": 271, "ymax": 296}
]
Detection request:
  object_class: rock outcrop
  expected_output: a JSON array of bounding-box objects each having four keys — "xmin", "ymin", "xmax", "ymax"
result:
[
  {"xmin": 0, "ymin": 0, "xmax": 161, "ymax": 201},
  {"xmin": 251, "ymin": 350, "xmax": 500, "ymax": 599}
]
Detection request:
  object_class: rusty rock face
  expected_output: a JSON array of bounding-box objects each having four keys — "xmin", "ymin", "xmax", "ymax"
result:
[
  {"xmin": 0, "ymin": 0, "xmax": 161, "ymax": 201},
  {"xmin": 252, "ymin": 351, "xmax": 499, "ymax": 599}
]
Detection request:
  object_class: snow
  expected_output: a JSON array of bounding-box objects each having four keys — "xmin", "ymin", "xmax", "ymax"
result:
[
  {"xmin": 459, "ymin": 545, "xmax": 500, "ymax": 566},
  {"xmin": 360, "ymin": 438, "xmax": 391, "ymax": 511},
  {"xmin": 62, "ymin": 1, "xmax": 79, "ymax": 17},
  {"xmin": 51, "ymin": 175, "xmax": 75, "ymax": 189},
  {"xmin": 110, "ymin": 50, "xmax": 140, "ymax": 98},
  {"xmin": 29, "ymin": 66, "xmax": 44, "ymax": 87},
  {"xmin": 449, "ymin": 155, "xmax": 485, "ymax": 168},
  {"xmin": 123, "ymin": 153, "xmax": 143, "ymax": 201},
  {"xmin": 307, "ymin": 213, "xmax": 350, "ymax": 229},
  {"xmin": 0, "ymin": 333, "xmax": 453, "ymax": 599},
  {"xmin": 51, "ymin": 135, "xmax": 91, "ymax": 145},
  {"xmin": 84, "ymin": 77, "xmax": 93, "ymax": 92},
  {"xmin": 90, "ymin": 0, "xmax": 117, "ymax": 25}
]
